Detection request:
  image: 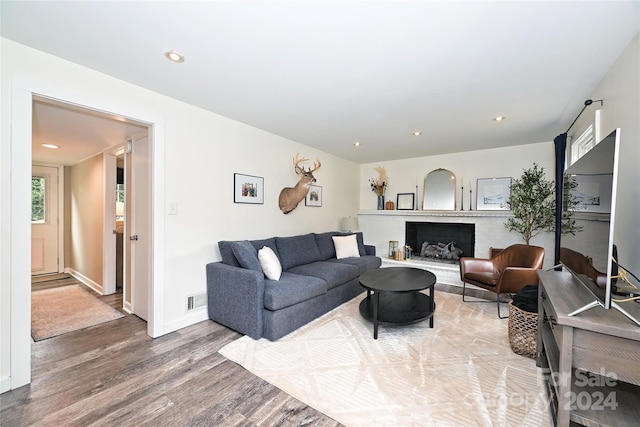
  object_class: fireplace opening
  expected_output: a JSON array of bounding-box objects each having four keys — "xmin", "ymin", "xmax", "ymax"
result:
[{"xmin": 405, "ymin": 222, "xmax": 475, "ymax": 263}]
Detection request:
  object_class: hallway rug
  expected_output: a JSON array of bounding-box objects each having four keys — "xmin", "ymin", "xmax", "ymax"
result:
[
  {"xmin": 32, "ymin": 284, "xmax": 124, "ymax": 341},
  {"xmin": 219, "ymin": 290, "xmax": 550, "ymax": 427}
]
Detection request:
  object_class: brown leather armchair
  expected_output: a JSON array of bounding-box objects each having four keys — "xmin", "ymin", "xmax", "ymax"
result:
[
  {"xmin": 459, "ymin": 244, "xmax": 545, "ymax": 318},
  {"xmin": 559, "ymin": 247, "xmax": 606, "ymax": 288}
]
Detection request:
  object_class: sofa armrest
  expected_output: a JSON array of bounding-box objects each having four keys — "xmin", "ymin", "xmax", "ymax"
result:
[
  {"xmin": 206, "ymin": 262, "xmax": 265, "ymax": 339},
  {"xmin": 364, "ymin": 244, "xmax": 376, "ymax": 256}
]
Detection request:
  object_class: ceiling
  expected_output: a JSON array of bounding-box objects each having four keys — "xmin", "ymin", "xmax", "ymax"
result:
[{"xmin": 2, "ymin": 1, "xmax": 639, "ymax": 165}]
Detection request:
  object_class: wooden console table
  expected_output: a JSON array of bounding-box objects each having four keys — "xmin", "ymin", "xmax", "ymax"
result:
[{"xmin": 537, "ymin": 270, "xmax": 640, "ymax": 426}]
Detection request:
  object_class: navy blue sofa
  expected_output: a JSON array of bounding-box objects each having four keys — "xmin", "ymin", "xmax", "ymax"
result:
[{"xmin": 206, "ymin": 231, "xmax": 381, "ymax": 340}]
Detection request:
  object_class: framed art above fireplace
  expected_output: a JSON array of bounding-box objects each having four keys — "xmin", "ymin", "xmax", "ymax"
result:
[
  {"xmin": 476, "ymin": 177, "xmax": 511, "ymax": 210},
  {"xmin": 396, "ymin": 193, "xmax": 415, "ymax": 210}
]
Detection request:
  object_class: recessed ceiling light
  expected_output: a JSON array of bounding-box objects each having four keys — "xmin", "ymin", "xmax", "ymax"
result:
[
  {"xmin": 164, "ymin": 50, "xmax": 185, "ymax": 63},
  {"xmin": 493, "ymin": 116, "xmax": 507, "ymax": 122},
  {"xmin": 354, "ymin": 142, "xmax": 362, "ymax": 147},
  {"xmin": 41, "ymin": 143, "xmax": 60, "ymax": 149},
  {"xmin": 412, "ymin": 131, "xmax": 422, "ymax": 136}
]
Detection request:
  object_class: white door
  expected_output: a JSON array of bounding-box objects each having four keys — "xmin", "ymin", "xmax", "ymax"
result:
[
  {"xmin": 31, "ymin": 165, "xmax": 61, "ymax": 275},
  {"xmin": 125, "ymin": 136, "xmax": 151, "ymax": 321}
]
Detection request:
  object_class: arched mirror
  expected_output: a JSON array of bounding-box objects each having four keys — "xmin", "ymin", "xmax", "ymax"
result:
[{"xmin": 423, "ymin": 168, "xmax": 456, "ymax": 210}]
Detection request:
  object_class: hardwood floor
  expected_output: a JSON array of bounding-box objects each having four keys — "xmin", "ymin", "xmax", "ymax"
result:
[{"xmin": 1, "ymin": 276, "xmax": 342, "ymax": 426}]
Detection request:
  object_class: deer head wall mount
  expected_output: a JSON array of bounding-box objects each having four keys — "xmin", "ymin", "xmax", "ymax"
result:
[{"xmin": 278, "ymin": 153, "xmax": 321, "ymax": 214}]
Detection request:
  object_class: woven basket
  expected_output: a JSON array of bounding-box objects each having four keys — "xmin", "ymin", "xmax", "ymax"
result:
[{"xmin": 508, "ymin": 301, "xmax": 538, "ymax": 359}]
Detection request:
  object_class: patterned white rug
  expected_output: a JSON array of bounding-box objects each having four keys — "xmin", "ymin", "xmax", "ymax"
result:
[{"xmin": 219, "ymin": 290, "xmax": 551, "ymax": 426}]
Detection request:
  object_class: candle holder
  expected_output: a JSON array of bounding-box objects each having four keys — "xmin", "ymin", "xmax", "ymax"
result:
[
  {"xmin": 461, "ymin": 186, "xmax": 464, "ymax": 211},
  {"xmin": 469, "ymin": 188, "xmax": 473, "ymax": 211}
]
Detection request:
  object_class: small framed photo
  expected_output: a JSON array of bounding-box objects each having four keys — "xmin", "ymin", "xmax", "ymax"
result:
[
  {"xmin": 396, "ymin": 193, "xmax": 415, "ymax": 210},
  {"xmin": 476, "ymin": 177, "xmax": 511, "ymax": 210},
  {"xmin": 305, "ymin": 184, "xmax": 322, "ymax": 207},
  {"xmin": 234, "ymin": 173, "xmax": 264, "ymax": 204}
]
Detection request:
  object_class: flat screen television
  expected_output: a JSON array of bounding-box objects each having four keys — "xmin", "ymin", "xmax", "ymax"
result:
[{"xmin": 558, "ymin": 128, "xmax": 639, "ymax": 326}]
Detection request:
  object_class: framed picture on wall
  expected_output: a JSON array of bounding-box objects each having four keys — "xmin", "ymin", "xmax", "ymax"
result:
[
  {"xmin": 396, "ymin": 193, "xmax": 415, "ymax": 210},
  {"xmin": 234, "ymin": 173, "xmax": 264, "ymax": 204},
  {"xmin": 305, "ymin": 184, "xmax": 322, "ymax": 207},
  {"xmin": 476, "ymin": 177, "xmax": 511, "ymax": 210}
]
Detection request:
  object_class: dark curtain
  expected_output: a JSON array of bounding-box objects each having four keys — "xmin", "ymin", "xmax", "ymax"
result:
[{"xmin": 553, "ymin": 133, "xmax": 567, "ymax": 266}]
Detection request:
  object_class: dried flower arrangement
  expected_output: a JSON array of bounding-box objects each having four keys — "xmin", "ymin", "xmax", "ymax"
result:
[{"xmin": 369, "ymin": 166, "xmax": 388, "ymax": 196}]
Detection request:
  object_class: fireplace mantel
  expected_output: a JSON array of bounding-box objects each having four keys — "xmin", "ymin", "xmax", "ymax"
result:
[{"xmin": 357, "ymin": 210, "xmax": 513, "ymax": 219}]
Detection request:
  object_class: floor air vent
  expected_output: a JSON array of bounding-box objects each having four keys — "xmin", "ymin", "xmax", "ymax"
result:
[{"xmin": 186, "ymin": 292, "xmax": 207, "ymax": 312}]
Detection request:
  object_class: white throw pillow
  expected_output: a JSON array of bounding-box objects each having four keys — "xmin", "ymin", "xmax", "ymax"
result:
[
  {"xmin": 258, "ymin": 246, "xmax": 282, "ymax": 281},
  {"xmin": 333, "ymin": 234, "xmax": 361, "ymax": 259}
]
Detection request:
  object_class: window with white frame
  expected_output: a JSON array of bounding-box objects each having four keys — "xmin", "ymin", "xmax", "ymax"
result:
[{"xmin": 568, "ymin": 109, "xmax": 601, "ymax": 166}]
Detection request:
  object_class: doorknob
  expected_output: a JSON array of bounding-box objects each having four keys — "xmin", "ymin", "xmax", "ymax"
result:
[{"xmin": 129, "ymin": 235, "xmax": 139, "ymax": 241}]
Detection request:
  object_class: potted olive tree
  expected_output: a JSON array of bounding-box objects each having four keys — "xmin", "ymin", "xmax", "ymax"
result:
[{"xmin": 505, "ymin": 163, "xmax": 581, "ymax": 245}]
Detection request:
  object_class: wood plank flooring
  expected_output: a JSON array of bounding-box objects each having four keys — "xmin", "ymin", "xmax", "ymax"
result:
[{"xmin": 1, "ymin": 276, "xmax": 342, "ymax": 427}]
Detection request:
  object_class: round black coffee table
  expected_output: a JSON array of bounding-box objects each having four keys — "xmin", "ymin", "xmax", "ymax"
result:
[{"xmin": 359, "ymin": 267, "xmax": 436, "ymax": 339}]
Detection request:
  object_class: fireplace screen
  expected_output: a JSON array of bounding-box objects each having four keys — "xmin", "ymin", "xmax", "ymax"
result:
[{"xmin": 405, "ymin": 222, "xmax": 475, "ymax": 262}]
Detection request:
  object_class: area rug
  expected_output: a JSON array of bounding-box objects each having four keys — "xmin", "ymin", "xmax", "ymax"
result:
[
  {"xmin": 32, "ymin": 285, "xmax": 124, "ymax": 341},
  {"xmin": 219, "ymin": 290, "xmax": 551, "ymax": 427}
]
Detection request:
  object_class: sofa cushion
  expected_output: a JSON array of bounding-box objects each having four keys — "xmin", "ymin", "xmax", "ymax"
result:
[
  {"xmin": 249, "ymin": 237, "xmax": 278, "ymax": 257},
  {"xmin": 231, "ymin": 241, "xmax": 263, "ymax": 273},
  {"xmin": 276, "ymin": 233, "xmax": 322, "ymax": 270},
  {"xmin": 258, "ymin": 246, "xmax": 282, "ymax": 281},
  {"xmin": 314, "ymin": 231, "xmax": 339, "ymax": 260},
  {"xmin": 263, "ymin": 272, "xmax": 327, "ymax": 311},
  {"xmin": 218, "ymin": 240, "xmax": 241, "ymax": 267},
  {"xmin": 287, "ymin": 261, "xmax": 359, "ymax": 290},
  {"xmin": 327, "ymin": 255, "xmax": 382, "ymax": 275}
]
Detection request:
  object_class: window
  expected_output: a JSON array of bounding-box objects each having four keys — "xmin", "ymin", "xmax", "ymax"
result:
[
  {"xmin": 32, "ymin": 176, "xmax": 46, "ymax": 223},
  {"xmin": 570, "ymin": 124, "xmax": 595, "ymax": 165},
  {"xmin": 569, "ymin": 109, "xmax": 601, "ymax": 166}
]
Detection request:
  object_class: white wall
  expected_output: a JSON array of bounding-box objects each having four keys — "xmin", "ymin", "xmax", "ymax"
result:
[
  {"xmin": 0, "ymin": 38, "xmax": 359, "ymax": 390},
  {"xmin": 69, "ymin": 154, "xmax": 105, "ymax": 286},
  {"xmin": 587, "ymin": 33, "xmax": 639, "ymax": 275}
]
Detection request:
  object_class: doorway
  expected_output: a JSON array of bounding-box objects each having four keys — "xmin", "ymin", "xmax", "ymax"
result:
[
  {"xmin": 31, "ymin": 165, "xmax": 63, "ymax": 276},
  {"xmin": 10, "ymin": 86, "xmax": 166, "ymax": 390}
]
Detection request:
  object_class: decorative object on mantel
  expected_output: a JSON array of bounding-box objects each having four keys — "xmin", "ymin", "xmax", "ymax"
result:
[
  {"xmin": 505, "ymin": 163, "xmax": 582, "ymax": 244},
  {"xmin": 476, "ymin": 177, "xmax": 511, "ymax": 211},
  {"xmin": 234, "ymin": 173, "xmax": 264, "ymax": 204},
  {"xmin": 469, "ymin": 187, "xmax": 473, "ymax": 211},
  {"xmin": 396, "ymin": 193, "xmax": 414, "ymax": 210},
  {"xmin": 278, "ymin": 153, "xmax": 321, "ymax": 214},
  {"xmin": 461, "ymin": 185, "xmax": 464, "ymax": 211},
  {"xmin": 422, "ymin": 168, "xmax": 456, "ymax": 210},
  {"xmin": 369, "ymin": 166, "xmax": 388, "ymax": 210},
  {"xmin": 385, "ymin": 200, "xmax": 394, "ymax": 210}
]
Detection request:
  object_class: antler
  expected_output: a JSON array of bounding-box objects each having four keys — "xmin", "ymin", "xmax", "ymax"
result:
[
  {"xmin": 293, "ymin": 153, "xmax": 321, "ymax": 173},
  {"xmin": 293, "ymin": 153, "xmax": 310, "ymax": 170}
]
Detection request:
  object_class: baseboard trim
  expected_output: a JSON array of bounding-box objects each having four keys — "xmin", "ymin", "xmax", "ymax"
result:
[
  {"xmin": 163, "ymin": 310, "xmax": 210, "ymax": 336},
  {"xmin": 0, "ymin": 376, "xmax": 12, "ymax": 394},
  {"xmin": 66, "ymin": 268, "xmax": 103, "ymax": 294}
]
